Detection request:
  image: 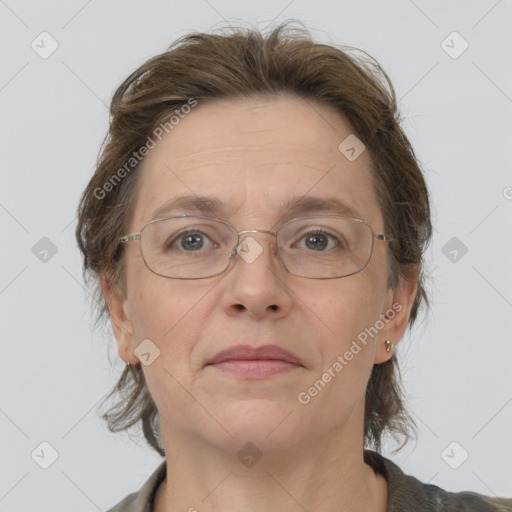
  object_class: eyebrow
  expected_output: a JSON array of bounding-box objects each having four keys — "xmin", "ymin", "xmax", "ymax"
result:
[{"xmin": 149, "ymin": 194, "xmax": 363, "ymax": 223}]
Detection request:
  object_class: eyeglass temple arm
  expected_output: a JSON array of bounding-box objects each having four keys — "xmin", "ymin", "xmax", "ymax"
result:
[
  {"xmin": 119, "ymin": 234, "xmax": 141, "ymax": 243},
  {"xmin": 376, "ymin": 234, "xmax": 395, "ymax": 242}
]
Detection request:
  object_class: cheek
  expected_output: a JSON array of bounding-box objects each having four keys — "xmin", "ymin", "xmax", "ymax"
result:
[
  {"xmin": 127, "ymin": 272, "xmax": 186, "ymax": 349},
  {"xmin": 127, "ymin": 252, "xmax": 190, "ymax": 331},
  {"xmin": 129, "ymin": 279, "xmax": 168, "ymax": 334},
  {"xmin": 320, "ymin": 276, "xmax": 377, "ymax": 336},
  {"xmin": 127, "ymin": 271, "xmax": 215, "ymax": 373},
  {"xmin": 311, "ymin": 276, "xmax": 383, "ymax": 376}
]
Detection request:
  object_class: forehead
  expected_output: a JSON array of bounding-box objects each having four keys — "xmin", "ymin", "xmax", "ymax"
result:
[{"xmin": 130, "ymin": 95, "xmax": 381, "ymax": 230}]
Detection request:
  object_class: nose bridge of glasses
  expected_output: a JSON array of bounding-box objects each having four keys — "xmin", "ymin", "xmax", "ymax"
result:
[
  {"xmin": 235, "ymin": 229, "xmax": 278, "ymax": 258},
  {"xmin": 237, "ymin": 229, "xmax": 276, "ymax": 237}
]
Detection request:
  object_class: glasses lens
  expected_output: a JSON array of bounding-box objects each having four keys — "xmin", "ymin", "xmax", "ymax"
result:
[
  {"xmin": 138, "ymin": 216, "xmax": 374, "ymax": 279},
  {"xmin": 140, "ymin": 216, "xmax": 237, "ymax": 279},
  {"xmin": 277, "ymin": 217, "xmax": 373, "ymax": 278}
]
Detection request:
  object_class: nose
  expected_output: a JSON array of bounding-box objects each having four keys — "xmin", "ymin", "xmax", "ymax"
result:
[
  {"xmin": 233, "ymin": 230, "xmax": 278, "ymax": 261},
  {"xmin": 221, "ymin": 232, "xmax": 293, "ymax": 319}
]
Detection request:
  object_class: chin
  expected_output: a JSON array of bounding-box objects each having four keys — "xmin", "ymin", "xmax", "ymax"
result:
[{"xmin": 202, "ymin": 399, "xmax": 306, "ymax": 455}]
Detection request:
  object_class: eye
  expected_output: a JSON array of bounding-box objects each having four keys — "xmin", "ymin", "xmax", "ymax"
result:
[
  {"xmin": 294, "ymin": 229, "xmax": 345, "ymax": 251},
  {"xmin": 180, "ymin": 231, "xmax": 205, "ymax": 251},
  {"xmin": 167, "ymin": 229, "xmax": 218, "ymax": 252}
]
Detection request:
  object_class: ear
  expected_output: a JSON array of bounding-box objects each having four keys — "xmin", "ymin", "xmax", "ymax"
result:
[
  {"xmin": 374, "ymin": 266, "xmax": 418, "ymax": 364},
  {"xmin": 101, "ymin": 274, "xmax": 139, "ymax": 364}
]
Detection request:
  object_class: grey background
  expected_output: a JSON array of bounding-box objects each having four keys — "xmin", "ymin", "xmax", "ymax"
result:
[{"xmin": 1, "ymin": 0, "xmax": 511, "ymax": 510}]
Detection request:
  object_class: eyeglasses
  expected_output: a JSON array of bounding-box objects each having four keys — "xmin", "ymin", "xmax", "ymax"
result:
[{"xmin": 118, "ymin": 215, "xmax": 395, "ymax": 280}]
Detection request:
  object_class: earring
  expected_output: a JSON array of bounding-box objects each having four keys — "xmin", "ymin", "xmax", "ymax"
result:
[{"xmin": 385, "ymin": 340, "xmax": 394, "ymax": 353}]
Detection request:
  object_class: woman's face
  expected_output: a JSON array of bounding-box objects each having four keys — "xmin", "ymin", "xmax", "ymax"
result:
[{"xmin": 106, "ymin": 95, "xmax": 415, "ymax": 455}]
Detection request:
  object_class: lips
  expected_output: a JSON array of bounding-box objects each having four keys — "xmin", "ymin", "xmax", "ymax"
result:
[{"xmin": 205, "ymin": 344, "xmax": 303, "ymax": 367}]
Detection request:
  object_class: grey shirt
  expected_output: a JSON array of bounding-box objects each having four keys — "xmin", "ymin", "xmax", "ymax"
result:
[{"xmin": 106, "ymin": 449, "xmax": 512, "ymax": 511}]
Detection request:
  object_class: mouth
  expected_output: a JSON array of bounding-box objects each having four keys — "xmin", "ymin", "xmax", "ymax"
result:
[{"xmin": 205, "ymin": 344, "xmax": 304, "ymax": 378}]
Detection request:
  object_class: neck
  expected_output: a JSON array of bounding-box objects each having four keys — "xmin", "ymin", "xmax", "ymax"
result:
[{"xmin": 153, "ymin": 429, "xmax": 388, "ymax": 512}]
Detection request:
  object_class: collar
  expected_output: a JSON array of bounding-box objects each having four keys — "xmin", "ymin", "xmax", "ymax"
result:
[{"xmin": 107, "ymin": 449, "xmax": 512, "ymax": 511}]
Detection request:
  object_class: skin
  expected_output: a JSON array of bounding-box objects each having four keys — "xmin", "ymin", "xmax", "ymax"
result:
[{"xmin": 102, "ymin": 95, "xmax": 418, "ymax": 512}]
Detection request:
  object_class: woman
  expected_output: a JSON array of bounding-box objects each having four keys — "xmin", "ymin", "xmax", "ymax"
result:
[{"xmin": 76, "ymin": 22, "xmax": 512, "ymax": 511}]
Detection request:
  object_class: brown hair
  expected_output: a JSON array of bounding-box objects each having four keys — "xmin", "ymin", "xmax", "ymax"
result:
[{"xmin": 76, "ymin": 21, "xmax": 432, "ymax": 457}]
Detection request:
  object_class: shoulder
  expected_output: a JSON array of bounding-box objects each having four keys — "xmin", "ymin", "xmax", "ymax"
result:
[
  {"xmin": 106, "ymin": 461, "xmax": 167, "ymax": 512},
  {"xmin": 364, "ymin": 450, "xmax": 512, "ymax": 511}
]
